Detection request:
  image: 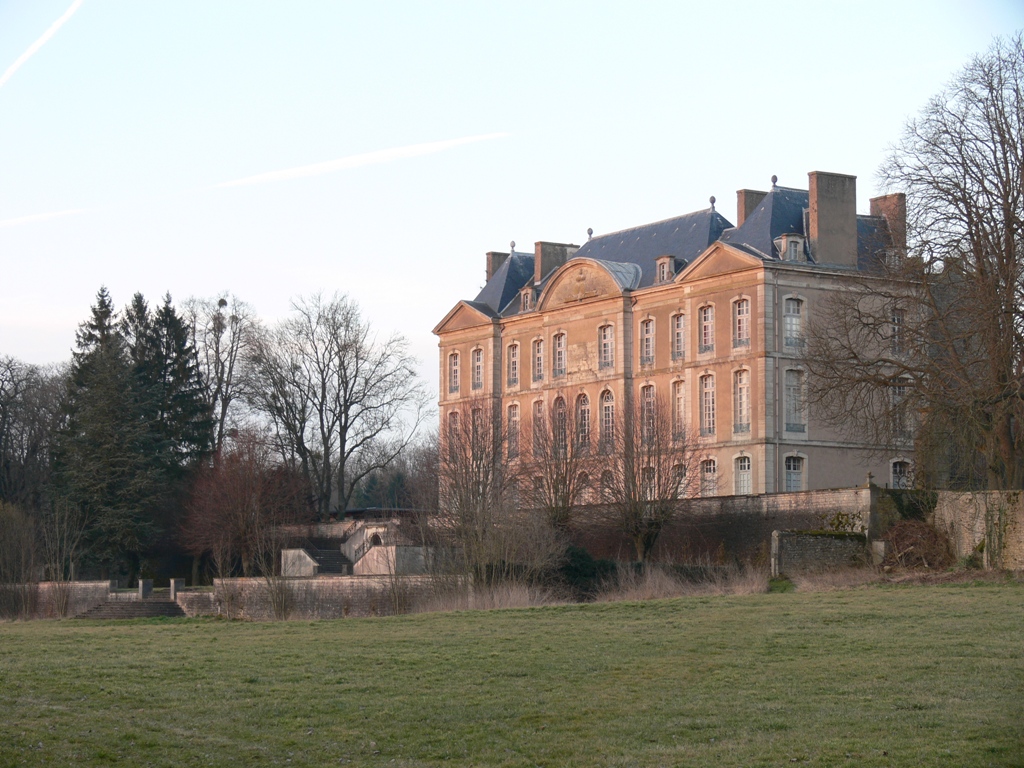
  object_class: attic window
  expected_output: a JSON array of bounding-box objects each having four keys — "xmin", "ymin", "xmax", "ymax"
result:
[
  {"xmin": 787, "ymin": 241, "xmax": 799, "ymax": 261},
  {"xmin": 656, "ymin": 256, "xmax": 674, "ymax": 284},
  {"xmin": 520, "ymin": 289, "xmax": 532, "ymax": 312},
  {"xmin": 776, "ymin": 234, "xmax": 806, "ymax": 262}
]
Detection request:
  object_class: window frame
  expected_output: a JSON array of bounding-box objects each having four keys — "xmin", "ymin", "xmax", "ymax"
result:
[
  {"xmin": 532, "ymin": 339, "xmax": 544, "ymax": 382},
  {"xmin": 733, "ymin": 297, "xmax": 751, "ymax": 348},
  {"xmin": 699, "ymin": 373, "xmax": 716, "ymax": 436},
  {"xmin": 733, "ymin": 368, "xmax": 751, "ymax": 434},
  {"xmin": 471, "ymin": 348, "xmax": 484, "ymax": 390},
  {"xmin": 506, "ymin": 343, "xmax": 519, "ymax": 388},
  {"xmin": 448, "ymin": 352, "xmax": 460, "ymax": 394},
  {"xmin": 699, "ymin": 305, "xmax": 715, "ymax": 354},
  {"xmin": 639, "ymin": 318, "xmax": 655, "ymax": 366},
  {"xmin": 553, "ymin": 332, "xmax": 567, "ymax": 378},
  {"xmin": 734, "ymin": 455, "xmax": 752, "ymax": 495},
  {"xmin": 671, "ymin": 313, "xmax": 685, "ymax": 361},
  {"xmin": 599, "ymin": 325, "xmax": 615, "ymax": 370}
]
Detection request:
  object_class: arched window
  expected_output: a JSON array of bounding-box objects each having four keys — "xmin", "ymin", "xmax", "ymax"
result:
[
  {"xmin": 471, "ymin": 348, "xmax": 484, "ymax": 390},
  {"xmin": 576, "ymin": 393, "xmax": 591, "ymax": 452},
  {"xmin": 699, "ymin": 306, "xmax": 715, "ymax": 354},
  {"xmin": 700, "ymin": 459, "xmax": 717, "ymax": 497},
  {"xmin": 673, "ymin": 380, "xmax": 686, "ymax": 440},
  {"xmin": 892, "ymin": 460, "xmax": 911, "ymax": 489},
  {"xmin": 671, "ymin": 463, "xmax": 686, "ymax": 498},
  {"xmin": 506, "ymin": 343, "xmax": 519, "ymax": 387},
  {"xmin": 553, "ymin": 332, "xmax": 567, "ymax": 378},
  {"xmin": 601, "ymin": 470, "xmax": 615, "ymax": 500},
  {"xmin": 532, "ymin": 400, "xmax": 545, "ymax": 455},
  {"xmin": 507, "ymin": 403, "xmax": 519, "ymax": 458},
  {"xmin": 785, "ymin": 456, "xmax": 804, "ymax": 492},
  {"xmin": 784, "ymin": 298, "xmax": 804, "ymax": 349},
  {"xmin": 733, "ymin": 298, "xmax": 750, "ymax": 348},
  {"xmin": 448, "ymin": 352, "xmax": 460, "ymax": 393},
  {"xmin": 471, "ymin": 408, "xmax": 483, "ymax": 458},
  {"xmin": 600, "ymin": 390, "xmax": 615, "ymax": 452},
  {"xmin": 734, "ymin": 456, "xmax": 752, "ymax": 495},
  {"xmin": 553, "ymin": 396, "xmax": 567, "ymax": 455},
  {"xmin": 700, "ymin": 374, "xmax": 715, "ymax": 436},
  {"xmin": 733, "ymin": 369, "xmax": 750, "ymax": 433},
  {"xmin": 532, "ymin": 339, "xmax": 544, "ymax": 381},
  {"xmin": 599, "ymin": 325, "xmax": 614, "ymax": 369},
  {"xmin": 640, "ymin": 319, "xmax": 655, "ymax": 366},
  {"xmin": 641, "ymin": 466, "xmax": 656, "ymax": 500},
  {"xmin": 370, "ymin": 533, "xmax": 383, "ymax": 547},
  {"xmin": 640, "ymin": 384, "xmax": 655, "ymax": 444},
  {"xmin": 671, "ymin": 314, "xmax": 686, "ymax": 361},
  {"xmin": 577, "ymin": 472, "xmax": 591, "ymax": 504},
  {"xmin": 785, "ymin": 370, "xmax": 805, "ymax": 432}
]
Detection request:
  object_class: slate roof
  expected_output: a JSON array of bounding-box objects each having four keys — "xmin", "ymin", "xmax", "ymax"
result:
[
  {"xmin": 473, "ymin": 251, "xmax": 534, "ymax": 314},
  {"xmin": 720, "ymin": 186, "xmax": 808, "ymax": 259},
  {"xmin": 857, "ymin": 215, "xmax": 892, "ymax": 271},
  {"xmin": 570, "ymin": 209, "xmax": 733, "ymax": 288}
]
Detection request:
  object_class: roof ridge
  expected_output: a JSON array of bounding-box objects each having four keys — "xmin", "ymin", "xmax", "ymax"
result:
[{"xmin": 588, "ymin": 208, "xmax": 720, "ymax": 241}]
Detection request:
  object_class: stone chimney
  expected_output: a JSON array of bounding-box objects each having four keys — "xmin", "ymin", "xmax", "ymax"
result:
[
  {"xmin": 808, "ymin": 171, "xmax": 857, "ymax": 268},
  {"xmin": 534, "ymin": 241, "xmax": 580, "ymax": 285},
  {"xmin": 736, "ymin": 189, "xmax": 768, "ymax": 227},
  {"xmin": 486, "ymin": 251, "xmax": 509, "ymax": 282},
  {"xmin": 869, "ymin": 193, "xmax": 907, "ymax": 253}
]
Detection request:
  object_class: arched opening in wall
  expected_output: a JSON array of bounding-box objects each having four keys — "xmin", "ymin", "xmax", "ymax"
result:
[{"xmin": 370, "ymin": 533, "xmax": 383, "ymax": 547}]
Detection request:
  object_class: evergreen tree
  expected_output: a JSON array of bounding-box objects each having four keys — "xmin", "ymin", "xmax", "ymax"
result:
[{"xmin": 53, "ymin": 288, "xmax": 159, "ymax": 579}]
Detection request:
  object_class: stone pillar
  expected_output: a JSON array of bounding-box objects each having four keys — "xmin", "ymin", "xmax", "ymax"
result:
[
  {"xmin": 138, "ymin": 579, "xmax": 153, "ymax": 599},
  {"xmin": 169, "ymin": 578, "xmax": 184, "ymax": 600}
]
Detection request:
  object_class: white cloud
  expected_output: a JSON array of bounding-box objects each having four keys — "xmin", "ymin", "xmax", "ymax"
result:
[
  {"xmin": 0, "ymin": 208, "xmax": 87, "ymax": 229},
  {"xmin": 0, "ymin": 0, "xmax": 85, "ymax": 90},
  {"xmin": 215, "ymin": 132, "xmax": 511, "ymax": 189}
]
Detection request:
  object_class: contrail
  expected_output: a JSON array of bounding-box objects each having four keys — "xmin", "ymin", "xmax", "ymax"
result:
[
  {"xmin": 0, "ymin": 0, "xmax": 85, "ymax": 90},
  {"xmin": 216, "ymin": 132, "xmax": 510, "ymax": 188},
  {"xmin": 0, "ymin": 208, "xmax": 87, "ymax": 229}
]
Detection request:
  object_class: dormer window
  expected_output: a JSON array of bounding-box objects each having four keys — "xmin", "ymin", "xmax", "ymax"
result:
[
  {"xmin": 775, "ymin": 234, "xmax": 806, "ymax": 262},
  {"xmin": 520, "ymin": 289, "xmax": 533, "ymax": 312},
  {"xmin": 656, "ymin": 256, "xmax": 674, "ymax": 284}
]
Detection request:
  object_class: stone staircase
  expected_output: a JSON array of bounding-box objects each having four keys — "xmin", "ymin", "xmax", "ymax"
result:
[
  {"xmin": 307, "ymin": 547, "xmax": 354, "ymax": 575},
  {"xmin": 77, "ymin": 596, "xmax": 186, "ymax": 620}
]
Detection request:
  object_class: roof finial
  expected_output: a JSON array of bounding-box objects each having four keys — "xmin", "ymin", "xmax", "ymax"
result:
[
  {"xmin": 587, "ymin": 227, "xmax": 593, "ymax": 241},
  {"xmin": 771, "ymin": 175, "xmax": 778, "ymax": 188},
  {"xmin": 510, "ymin": 240, "xmax": 515, "ymax": 252},
  {"xmin": 709, "ymin": 195, "xmax": 716, "ymax": 211}
]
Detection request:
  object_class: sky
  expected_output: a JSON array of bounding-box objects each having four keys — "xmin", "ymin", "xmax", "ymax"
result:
[{"xmin": 1, "ymin": 1, "xmax": 1022, "ymax": 398}]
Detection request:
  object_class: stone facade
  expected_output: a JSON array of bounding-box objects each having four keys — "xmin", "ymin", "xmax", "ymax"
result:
[
  {"xmin": 435, "ymin": 171, "xmax": 911, "ymax": 497},
  {"xmin": 771, "ymin": 531, "xmax": 868, "ymax": 577}
]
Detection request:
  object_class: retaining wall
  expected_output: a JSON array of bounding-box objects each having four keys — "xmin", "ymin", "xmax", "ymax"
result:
[{"xmin": 931, "ymin": 491, "xmax": 1024, "ymax": 569}]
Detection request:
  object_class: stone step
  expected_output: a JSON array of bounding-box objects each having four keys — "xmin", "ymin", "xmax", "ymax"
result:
[{"xmin": 77, "ymin": 598, "xmax": 186, "ymax": 620}]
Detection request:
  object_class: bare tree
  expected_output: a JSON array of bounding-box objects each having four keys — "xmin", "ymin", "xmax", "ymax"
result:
[
  {"xmin": 526, "ymin": 390, "xmax": 599, "ymax": 530},
  {"xmin": 598, "ymin": 391, "xmax": 699, "ymax": 562},
  {"xmin": 0, "ymin": 502, "xmax": 37, "ymax": 618},
  {"xmin": 244, "ymin": 293, "xmax": 428, "ymax": 519},
  {"xmin": 435, "ymin": 399, "xmax": 562, "ymax": 586},
  {"xmin": 184, "ymin": 295, "xmax": 258, "ymax": 454},
  {"xmin": 807, "ymin": 34, "xmax": 1024, "ymax": 490},
  {"xmin": 38, "ymin": 498, "xmax": 87, "ymax": 617}
]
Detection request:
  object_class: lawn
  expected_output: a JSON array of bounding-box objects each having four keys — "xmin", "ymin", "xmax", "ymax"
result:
[{"xmin": 1, "ymin": 582, "xmax": 1022, "ymax": 767}]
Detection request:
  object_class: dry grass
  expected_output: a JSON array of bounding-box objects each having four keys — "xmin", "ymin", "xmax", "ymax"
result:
[
  {"xmin": 412, "ymin": 581, "xmax": 561, "ymax": 613},
  {"xmin": 595, "ymin": 562, "xmax": 769, "ymax": 602}
]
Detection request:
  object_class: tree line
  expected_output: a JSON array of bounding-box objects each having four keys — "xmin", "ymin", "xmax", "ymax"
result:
[{"xmin": 0, "ymin": 288, "xmax": 427, "ymax": 589}]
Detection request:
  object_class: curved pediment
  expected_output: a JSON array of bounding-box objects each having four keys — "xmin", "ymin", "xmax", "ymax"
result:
[
  {"xmin": 537, "ymin": 259, "xmax": 638, "ymax": 310},
  {"xmin": 675, "ymin": 242, "xmax": 764, "ymax": 283}
]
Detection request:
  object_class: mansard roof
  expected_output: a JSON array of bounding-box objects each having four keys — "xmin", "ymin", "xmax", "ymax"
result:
[
  {"xmin": 570, "ymin": 208, "xmax": 733, "ymax": 288},
  {"xmin": 473, "ymin": 251, "xmax": 534, "ymax": 314},
  {"xmin": 720, "ymin": 186, "xmax": 807, "ymax": 259}
]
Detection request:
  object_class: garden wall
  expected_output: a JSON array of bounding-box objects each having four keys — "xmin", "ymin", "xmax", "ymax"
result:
[
  {"xmin": 770, "ymin": 531, "xmax": 868, "ymax": 577},
  {"xmin": 930, "ymin": 491, "xmax": 1024, "ymax": 570}
]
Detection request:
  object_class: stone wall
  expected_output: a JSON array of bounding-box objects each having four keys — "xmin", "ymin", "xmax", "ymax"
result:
[
  {"xmin": 182, "ymin": 576, "xmax": 436, "ymax": 620},
  {"xmin": 0, "ymin": 580, "xmax": 114, "ymax": 620},
  {"xmin": 770, "ymin": 531, "xmax": 868, "ymax": 577},
  {"xmin": 571, "ymin": 487, "xmax": 873, "ymax": 562},
  {"xmin": 931, "ymin": 491, "xmax": 1024, "ymax": 570}
]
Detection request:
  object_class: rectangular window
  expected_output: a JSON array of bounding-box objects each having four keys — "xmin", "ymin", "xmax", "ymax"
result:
[
  {"xmin": 733, "ymin": 369, "xmax": 750, "ymax": 433},
  {"xmin": 599, "ymin": 326, "xmax": 614, "ymax": 369},
  {"xmin": 672, "ymin": 314, "xmax": 685, "ymax": 360},
  {"xmin": 471, "ymin": 349, "xmax": 483, "ymax": 390},
  {"xmin": 784, "ymin": 299, "xmax": 803, "ymax": 349},
  {"xmin": 785, "ymin": 456, "xmax": 804, "ymax": 492},
  {"xmin": 507, "ymin": 344, "xmax": 519, "ymax": 387},
  {"xmin": 553, "ymin": 333, "xmax": 566, "ymax": 378},
  {"xmin": 699, "ymin": 306, "xmax": 714, "ymax": 354},
  {"xmin": 735, "ymin": 456, "xmax": 752, "ymax": 495},
  {"xmin": 891, "ymin": 309, "xmax": 904, "ymax": 354},
  {"xmin": 533, "ymin": 401, "xmax": 545, "ymax": 455},
  {"xmin": 701, "ymin": 459, "xmax": 717, "ymax": 497},
  {"xmin": 640, "ymin": 385, "xmax": 655, "ymax": 445},
  {"xmin": 600, "ymin": 392, "xmax": 615, "ymax": 452},
  {"xmin": 785, "ymin": 370, "xmax": 805, "ymax": 432},
  {"xmin": 700, "ymin": 375, "xmax": 715, "ymax": 436},
  {"xmin": 640, "ymin": 319, "xmax": 654, "ymax": 366},
  {"xmin": 733, "ymin": 299, "xmax": 750, "ymax": 348},
  {"xmin": 532, "ymin": 340, "xmax": 544, "ymax": 381}
]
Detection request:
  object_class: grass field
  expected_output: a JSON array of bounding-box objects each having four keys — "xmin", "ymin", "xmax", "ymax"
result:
[{"xmin": 1, "ymin": 581, "xmax": 1022, "ymax": 767}]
